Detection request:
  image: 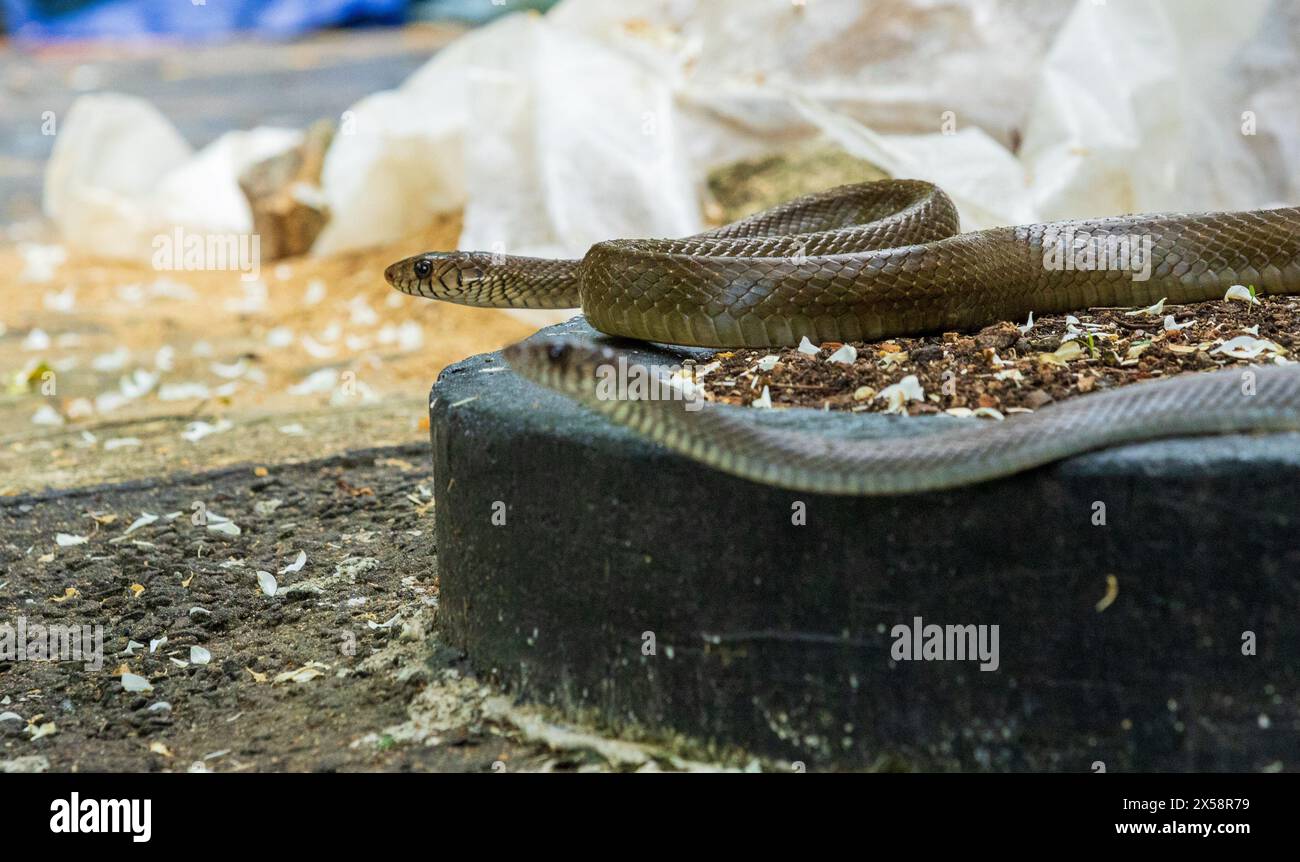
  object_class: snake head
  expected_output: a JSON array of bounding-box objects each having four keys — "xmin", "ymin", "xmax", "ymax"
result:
[{"xmin": 384, "ymin": 252, "xmax": 488, "ymax": 302}]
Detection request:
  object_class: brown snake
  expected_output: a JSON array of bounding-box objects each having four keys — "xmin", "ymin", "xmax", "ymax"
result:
[{"xmin": 387, "ymin": 180, "xmax": 1300, "ymax": 493}]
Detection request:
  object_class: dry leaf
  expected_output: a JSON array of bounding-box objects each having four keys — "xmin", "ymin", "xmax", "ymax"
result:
[{"xmin": 1096, "ymin": 575, "xmax": 1119, "ymax": 613}]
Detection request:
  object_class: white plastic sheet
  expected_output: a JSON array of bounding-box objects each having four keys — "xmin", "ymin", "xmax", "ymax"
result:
[
  {"xmin": 314, "ymin": 11, "xmax": 702, "ymax": 257},
  {"xmin": 1019, "ymin": 0, "xmax": 1275, "ymax": 220},
  {"xmin": 317, "ymin": 0, "xmax": 1070, "ymax": 254}
]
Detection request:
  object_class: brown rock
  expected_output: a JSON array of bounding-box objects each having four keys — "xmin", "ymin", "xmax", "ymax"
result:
[
  {"xmin": 1024, "ymin": 388, "xmax": 1054, "ymax": 409},
  {"xmin": 911, "ymin": 345, "xmax": 945, "ymax": 363},
  {"xmin": 975, "ymin": 322, "xmax": 1021, "ymax": 351}
]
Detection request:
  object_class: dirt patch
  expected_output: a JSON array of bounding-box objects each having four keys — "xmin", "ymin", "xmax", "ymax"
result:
[
  {"xmin": 701, "ymin": 294, "xmax": 1298, "ymax": 415},
  {"xmin": 0, "ymin": 445, "xmax": 750, "ymax": 772}
]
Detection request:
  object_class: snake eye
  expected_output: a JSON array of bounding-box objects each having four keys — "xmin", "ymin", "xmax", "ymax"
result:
[
  {"xmin": 546, "ymin": 342, "xmax": 570, "ymax": 363},
  {"xmin": 413, "ymin": 259, "xmax": 432, "ymax": 279}
]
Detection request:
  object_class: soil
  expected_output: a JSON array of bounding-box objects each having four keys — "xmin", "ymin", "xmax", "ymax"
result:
[
  {"xmin": 703, "ymin": 294, "xmax": 1299, "ymax": 415},
  {"xmin": 0, "ymin": 444, "xmax": 741, "ymax": 772}
]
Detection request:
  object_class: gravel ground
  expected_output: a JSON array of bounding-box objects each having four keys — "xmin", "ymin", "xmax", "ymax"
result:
[{"xmin": 0, "ymin": 443, "xmax": 735, "ymax": 772}]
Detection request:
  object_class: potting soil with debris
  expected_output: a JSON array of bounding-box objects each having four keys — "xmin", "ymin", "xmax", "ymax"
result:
[{"xmin": 702, "ymin": 293, "xmax": 1298, "ymax": 415}]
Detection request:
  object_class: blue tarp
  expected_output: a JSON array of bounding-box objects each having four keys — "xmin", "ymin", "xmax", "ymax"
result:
[{"xmin": 2, "ymin": 0, "xmax": 408, "ymax": 41}]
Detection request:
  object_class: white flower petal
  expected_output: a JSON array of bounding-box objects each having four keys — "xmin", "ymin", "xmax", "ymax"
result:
[
  {"xmin": 1224, "ymin": 285, "xmax": 1260, "ymax": 305},
  {"xmin": 278, "ymin": 551, "xmax": 307, "ymax": 575},
  {"xmin": 826, "ymin": 344, "xmax": 857, "ymax": 364},
  {"xmin": 181, "ymin": 419, "xmax": 233, "ymax": 443},
  {"xmin": 121, "ymin": 673, "xmax": 153, "ymax": 693},
  {"xmin": 121, "ymin": 512, "xmax": 159, "ymax": 537},
  {"xmin": 158, "ymin": 382, "xmax": 211, "ymax": 401},
  {"xmin": 31, "ymin": 405, "xmax": 64, "ymax": 426},
  {"xmin": 256, "ymin": 571, "xmax": 278, "ymax": 597},
  {"xmin": 1212, "ymin": 335, "xmax": 1284, "ymax": 359},
  {"xmin": 1125, "ymin": 297, "xmax": 1166, "ymax": 316},
  {"xmin": 877, "ymin": 376, "xmax": 925, "ymax": 413}
]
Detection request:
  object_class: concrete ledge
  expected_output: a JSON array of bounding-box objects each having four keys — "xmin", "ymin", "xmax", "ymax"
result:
[{"xmin": 430, "ymin": 317, "xmax": 1300, "ymax": 771}]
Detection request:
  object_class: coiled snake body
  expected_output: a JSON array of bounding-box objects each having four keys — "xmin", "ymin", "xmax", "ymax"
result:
[{"xmin": 387, "ymin": 180, "xmax": 1300, "ymax": 494}]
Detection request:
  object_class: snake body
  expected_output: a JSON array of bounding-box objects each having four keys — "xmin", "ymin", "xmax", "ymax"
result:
[
  {"xmin": 504, "ymin": 339, "xmax": 1300, "ymax": 495},
  {"xmin": 387, "ymin": 180, "xmax": 1300, "ymax": 493}
]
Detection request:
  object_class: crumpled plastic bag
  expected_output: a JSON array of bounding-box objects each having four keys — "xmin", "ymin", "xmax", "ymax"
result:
[
  {"xmin": 314, "ymin": 11, "xmax": 701, "ymax": 258},
  {"xmin": 44, "ymin": 93, "xmax": 300, "ymax": 262}
]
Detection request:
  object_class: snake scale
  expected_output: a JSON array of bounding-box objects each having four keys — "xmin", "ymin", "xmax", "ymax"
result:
[{"xmin": 386, "ymin": 180, "xmax": 1300, "ymax": 494}]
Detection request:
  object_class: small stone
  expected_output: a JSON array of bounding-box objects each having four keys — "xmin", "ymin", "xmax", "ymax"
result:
[
  {"xmin": 1023, "ymin": 389, "xmax": 1054, "ymax": 409},
  {"xmin": 975, "ymin": 322, "xmax": 1021, "ymax": 350}
]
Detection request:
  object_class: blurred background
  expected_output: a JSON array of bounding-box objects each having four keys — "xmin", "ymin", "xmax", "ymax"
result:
[{"xmin": 2, "ymin": 0, "xmax": 1299, "ymax": 494}]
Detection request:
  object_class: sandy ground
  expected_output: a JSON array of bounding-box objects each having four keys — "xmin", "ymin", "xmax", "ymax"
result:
[{"xmin": 0, "ymin": 214, "xmax": 541, "ymax": 493}]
